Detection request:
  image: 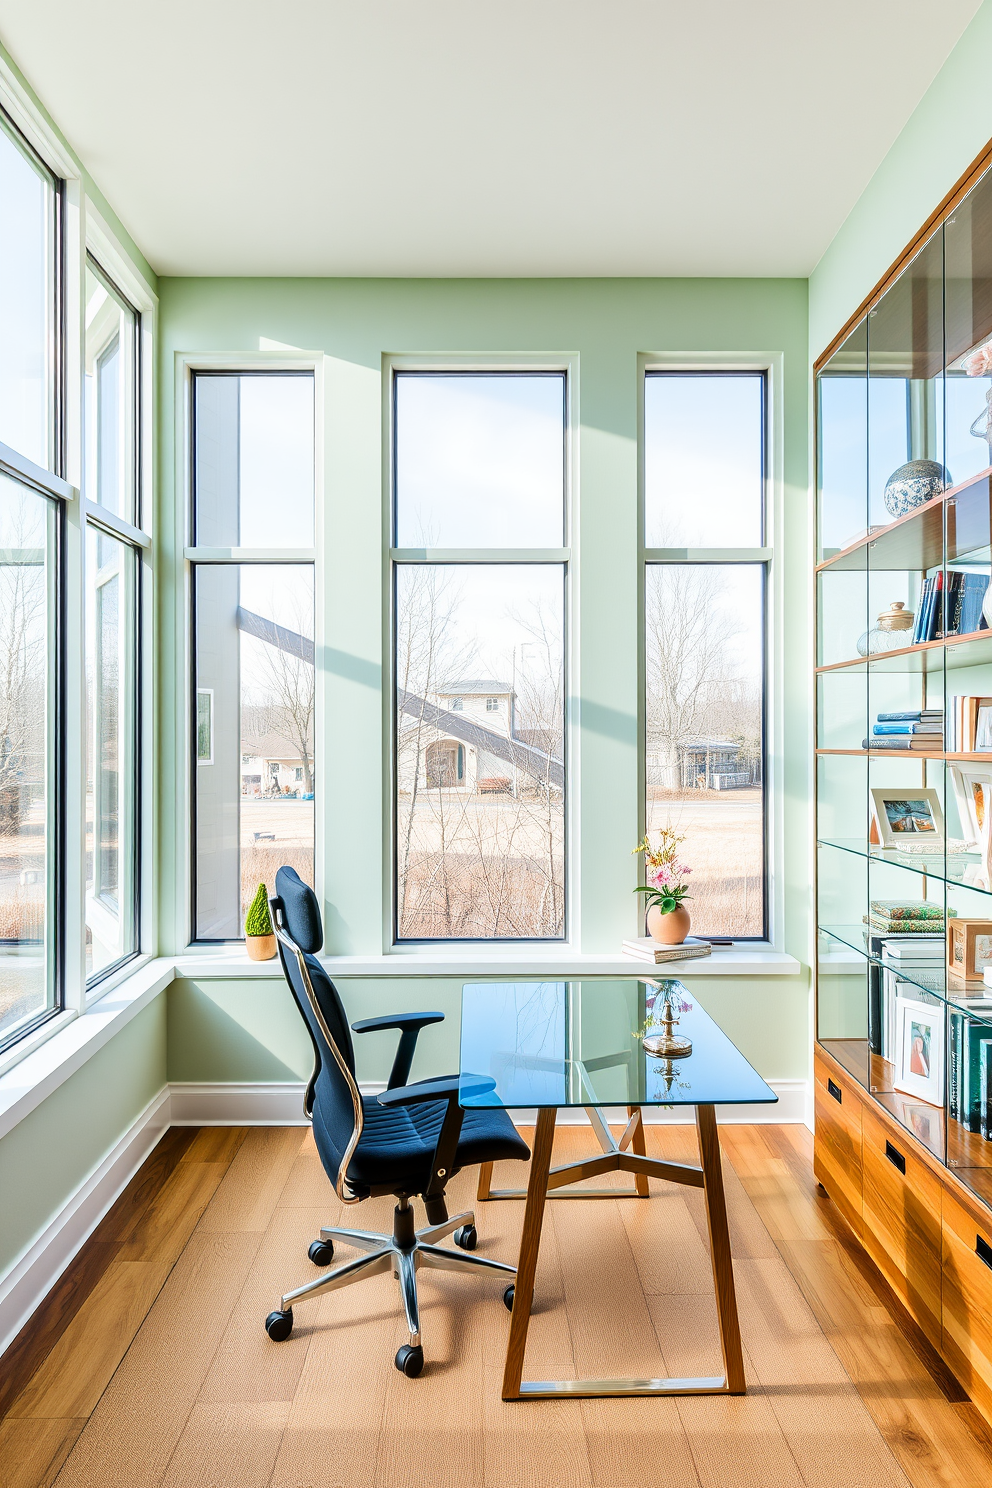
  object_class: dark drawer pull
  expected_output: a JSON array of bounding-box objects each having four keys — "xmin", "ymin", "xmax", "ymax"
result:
[
  {"xmin": 885, "ymin": 1141, "xmax": 906, "ymax": 1175},
  {"xmin": 978, "ymin": 1235, "xmax": 992, "ymax": 1271},
  {"xmin": 827, "ymin": 1079, "xmax": 842, "ymax": 1104}
]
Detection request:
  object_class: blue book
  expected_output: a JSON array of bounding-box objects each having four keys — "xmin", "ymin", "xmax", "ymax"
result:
[
  {"xmin": 964, "ymin": 1019, "xmax": 992, "ymax": 1132},
  {"xmin": 873, "ymin": 723, "xmax": 942, "ymax": 735},
  {"xmin": 961, "ymin": 573, "xmax": 989, "ymax": 636}
]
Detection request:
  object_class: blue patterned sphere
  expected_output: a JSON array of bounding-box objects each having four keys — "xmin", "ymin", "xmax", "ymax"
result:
[{"xmin": 883, "ymin": 460, "xmax": 950, "ymax": 518}]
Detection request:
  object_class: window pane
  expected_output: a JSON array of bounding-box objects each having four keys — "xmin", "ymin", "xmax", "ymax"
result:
[
  {"xmin": 644, "ymin": 374, "xmax": 763, "ymax": 547},
  {"xmin": 85, "ymin": 527, "xmax": 137, "ymax": 979},
  {"xmin": 84, "ymin": 261, "xmax": 137, "ymax": 523},
  {"xmin": 395, "ymin": 563, "xmax": 564, "ymax": 939},
  {"xmin": 0, "ymin": 118, "xmax": 54, "ymax": 469},
  {"xmin": 194, "ymin": 374, "xmax": 314, "ymax": 548},
  {"xmin": 645, "ymin": 564, "xmax": 764, "ymax": 938},
  {"xmin": 394, "ymin": 373, "xmax": 565, "ymax": 548},
  {"xmin": 0, "ymin": 472, "xmax": 57, "ymax": 1046},
  {"xmin": 194, "ymin": 564, "xmax": 314, "ymax": 939}
]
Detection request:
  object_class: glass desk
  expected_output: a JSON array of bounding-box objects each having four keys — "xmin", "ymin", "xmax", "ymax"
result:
[{"xmin": 458, "ymin": 978, "xmax": 777, "ymax": 1401}]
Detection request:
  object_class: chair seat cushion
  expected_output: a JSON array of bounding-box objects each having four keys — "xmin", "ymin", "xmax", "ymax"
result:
[{"xmin": 311, "ymin": 1077, "xmax": 529, "ymax": 1197}]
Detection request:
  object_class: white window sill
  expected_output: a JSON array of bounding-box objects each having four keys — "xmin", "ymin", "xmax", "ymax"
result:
[
  {"xmin": 0, "ymin": 958, "xmax": 174, "ymax": 1143},
  {"xmin": 175, "ymin": 945, "xmax": 803, "ymax": 979}
]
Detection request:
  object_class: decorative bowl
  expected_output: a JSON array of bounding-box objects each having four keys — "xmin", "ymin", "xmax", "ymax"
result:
[{"xmin": 882, "ymin": 460, "xmax": 950, "ymax": 518}]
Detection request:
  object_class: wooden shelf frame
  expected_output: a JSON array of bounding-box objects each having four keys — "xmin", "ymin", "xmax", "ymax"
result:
[
  {"xmin": 816, "ymin": 626, "xmax": 992, "ymax": 676},
  {"xmin": 816, "ymin": 464, "xmax": 992, "ymax": 575}
]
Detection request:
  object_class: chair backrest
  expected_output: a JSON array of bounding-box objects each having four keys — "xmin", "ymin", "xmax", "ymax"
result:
[{"xmin": 270, "ymin": 866, "xmax": 364, "ymax": 1202}]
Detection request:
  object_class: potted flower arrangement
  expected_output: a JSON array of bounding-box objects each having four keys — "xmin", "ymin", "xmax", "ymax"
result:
[
  {"xmin": 245, "ymin": 882, "xmax": 276, "ymax": 961},
  {"xmin": 633, "ymin": 830, "xmax": 692, "ymax": 945}
]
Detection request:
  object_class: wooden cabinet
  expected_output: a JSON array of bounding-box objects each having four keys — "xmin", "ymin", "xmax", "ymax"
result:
[
  {"xmin": 813, "ymin": 1052, "xmax": 862, "ymax": 1237},
  {"xmin": 861, "ymin": 1105, "xmax": 942, "ymax": 1346},
  {"xmin": 815, "ymin": 1043, "xmax": 992, "ymax": 1427},
  {"xmin": 941, "ymin": 1186, "xmax": 992, "ymax": 1423}
]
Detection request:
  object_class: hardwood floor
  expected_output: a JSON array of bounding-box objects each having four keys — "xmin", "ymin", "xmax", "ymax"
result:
[{"xmin": 0, "ymin": 1122, "xmax": 990, "ymax": 1487}]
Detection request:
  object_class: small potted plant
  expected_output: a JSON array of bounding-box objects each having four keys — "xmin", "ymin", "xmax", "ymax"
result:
[
  {"xmin": 632, "ymin": 830, "xmax": 692, "ymax": 945},
  {"xmin": 245, "ymin": 882, "xmax": 276, "ymax": 961}
]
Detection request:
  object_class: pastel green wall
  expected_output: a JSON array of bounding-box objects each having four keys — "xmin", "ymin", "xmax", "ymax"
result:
[
  {"xmin": 157, "ymin": 275, "xmax": 812, "ymax": 1083},
  {"xmin": 167, "ymin": 974, "xmax": 809, "ymax": 1088},
  {"xmin": 809, "ymin": 0, "xmax": 992, "ymax": 359},
  {"xmin": 0, "ymin": 1000, "xmax": 167, "ymax": 1279}
]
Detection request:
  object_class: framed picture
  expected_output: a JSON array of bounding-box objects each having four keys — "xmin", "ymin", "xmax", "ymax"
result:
[
  {"xmin": 196, "ymin": 688, "xmax": 213, "ymax": 765},
  {"xmin": 870, "ymin": 787, "xmax": 945, "ymax": 848},
  {"xmin": 950, "ymin": 762, "xmax": 992, "ymax": 856},
  {"xmin": 893, "ymin": 997, "xmax": 944, "ymax": 1105},
  {"xmin": 904, "ymin": 1102, "xmax": 940, "ymax": 1152},
  {"xmin": 946, "ymin": 918, "xmax": 992, "ymax": 983}
]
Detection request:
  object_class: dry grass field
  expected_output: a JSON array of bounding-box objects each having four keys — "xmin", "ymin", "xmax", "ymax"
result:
[{"xmin": 647, "ymin": 786, "xmax": 764, "ymax": 938}]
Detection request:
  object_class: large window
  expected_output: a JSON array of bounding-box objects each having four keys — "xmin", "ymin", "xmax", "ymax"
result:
[
  {"xmin": 191, "ymin": 372, "xmax": 315, "ymax": 941},
  {"xmin": 644, "ymin": 371, "xmax": 767, "ymax": 939},
  {"xmin": 392, "ymin": 371, "xmax": 567, "ymax": 941},
  {"xmin": 0, "ymin": 110, "xmax": 63, "ymax": 1054}
]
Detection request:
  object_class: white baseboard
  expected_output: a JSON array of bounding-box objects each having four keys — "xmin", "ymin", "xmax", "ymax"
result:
[
  {"xmin": 168, "ymin": 1078, "xmax": 809, "ymax": 1129},
  {"xmin": 0, "ymin": 1086, "xmax": 171, "ymax": 1358},
  {"xmin": 0, "ymin": 1074, "xmax": 809, "ymax": 1360},
  {"xmin": 168, "ymin": 1081, "xmax": 310, "ymax": 1126}
]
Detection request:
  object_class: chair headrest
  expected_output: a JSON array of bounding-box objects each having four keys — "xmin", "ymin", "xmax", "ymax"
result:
[{"xmin": 274, "ymin": 866, "xmax": 323, "ymax": 954}]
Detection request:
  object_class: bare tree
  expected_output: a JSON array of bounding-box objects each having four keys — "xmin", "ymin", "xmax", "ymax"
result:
[
  {"xmin": 249, "ymin": 592, "xmax": 315, "ymax": 795},
  {"xmin": 0, "ymin": 530, "xmax": 46, "ymax": 836}
]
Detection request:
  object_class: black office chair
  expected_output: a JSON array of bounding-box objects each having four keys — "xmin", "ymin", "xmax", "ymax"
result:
[{"xmin": 263, "ymin": 866, "xmax": 530, "ymax": 1376}]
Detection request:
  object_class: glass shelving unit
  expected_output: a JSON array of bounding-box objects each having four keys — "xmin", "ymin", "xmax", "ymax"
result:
[{"xmin": 816, "ymin": 158, "xmax": 992, "ymax": 1215}]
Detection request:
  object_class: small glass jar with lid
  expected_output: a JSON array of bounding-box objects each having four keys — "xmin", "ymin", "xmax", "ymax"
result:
[{"xmin": 856, "ymin": 600, "xmax": 915, "ymax": 656}]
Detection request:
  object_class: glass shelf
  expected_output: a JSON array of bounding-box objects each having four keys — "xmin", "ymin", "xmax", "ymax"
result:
[
  {"xmin": 818, "ymin": 924, "xmax": 992, "ymax": 1008},
  {"xmin": 816, "ymin": 627, "xmax": 992, "ymax": 675},
  {"xmin": 818, "ymin": 837, "xmax": 990, "ymax": 892},
  {"xmin": 817, "ymin": 465, "xmax": 992, "ymax": 574}
]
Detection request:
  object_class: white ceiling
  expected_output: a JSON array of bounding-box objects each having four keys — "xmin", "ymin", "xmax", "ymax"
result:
[{"xmin": 0, "ymin": 0, "xmax": 983, "ymax": 278}]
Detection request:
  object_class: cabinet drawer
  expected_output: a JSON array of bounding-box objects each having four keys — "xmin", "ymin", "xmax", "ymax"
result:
[
  {"xmin": 813, "ymin": 1055, "xmax": 863, "ymax": 1237},
  {"xmin": 861, "ymin": 1106, "xmax": 942, "ymax": 1345},
  {"xmin": 942, "ymin": 1186, "xmax": 992, "ymax": 1421}
]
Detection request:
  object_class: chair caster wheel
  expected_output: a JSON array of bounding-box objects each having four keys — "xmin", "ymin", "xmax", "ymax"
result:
[
  {"xmin": 453, "ymin": 1224, "xmax": 478, "ymax": 1251},
  {"xmin": 395, "ymin": 1344, "xmax": 424, "ymax": 1377},
  {"xmin": 265, "ymin": 1308, "xmax": 293, "ymax": 1341},
  {"xmin": 503, "ymin": 1285, "xmax": 515, "ymax": 1312},
  {"xmin": 308, "ymin": 1239, "xmax": 334, "ymax": 1266}
]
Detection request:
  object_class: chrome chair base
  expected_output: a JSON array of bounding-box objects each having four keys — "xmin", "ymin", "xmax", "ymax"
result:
[{"xmin": 272, "ymin": 1207, "xmax": 516, "ymax": 1352}]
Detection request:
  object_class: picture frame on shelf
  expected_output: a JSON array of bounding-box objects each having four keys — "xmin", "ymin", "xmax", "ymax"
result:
[
  {"xmin": 950, "ymin": 763, "xmax": 992, "ymax": 853},
  {"xmin": 893, "ymin": 996, "xmax": 945, "ymax": 1106},
  {"xmin": 869, "ymin": 787, "xmax": 944, "ymax": 850},
  {"xmin": 946, "ymin": 917, "xmax": 992, "ymax": 984}
]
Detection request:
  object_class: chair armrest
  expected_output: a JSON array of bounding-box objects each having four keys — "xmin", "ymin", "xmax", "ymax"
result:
[
  {"xmin": 352, "ymin": 1011, "xmax": 444, "ymax": 1090},
  {"xmin": 376, "ymin": 1076, "xmax": 466, "ymax": 1107},
  {"xmin": 351, "ymin": 1012, "xmax": 444, "ymax": 1035}
]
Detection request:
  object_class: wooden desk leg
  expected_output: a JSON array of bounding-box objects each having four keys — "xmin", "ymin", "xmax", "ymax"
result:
[
  {"xmin": 501, "ymin": 1107, "xmax": 557, "ymax": 1400},
  {"xmin": 627, "ymin": 1106, "xmax": 650, "ymax": 1197},
  {"xmin": 695, "ymin": 1104, "xmax": 746, "ymax": 1394},
  {"xmin": 477, "ymin": 1162, "xmax": 494, "ymax": 1201}
]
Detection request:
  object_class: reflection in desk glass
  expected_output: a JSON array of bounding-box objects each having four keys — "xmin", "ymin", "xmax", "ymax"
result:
[{"xmin": 459, "ymin": 979, "xmax": 776, "ymax": 1111}]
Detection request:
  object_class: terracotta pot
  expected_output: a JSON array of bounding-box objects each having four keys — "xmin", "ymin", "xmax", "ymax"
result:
[
  {"xmin": 246, "ymin": 933, "xmax": 277, "ymax": 962},
  {"xmin": 646, "ymin": 903, "xmax": 690, "ymax": 945}
]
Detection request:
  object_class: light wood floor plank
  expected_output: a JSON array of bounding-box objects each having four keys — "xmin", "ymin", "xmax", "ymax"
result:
[
  {"xmin": 9, "ymin": 1261, "xmax": 173, "ymax": 1420},
  {"xmin": 159, "ymin": 1401, "xmax": 289, "ymax": 1488},
  {"xmin": 0, "ymin": 1415, "xmax": 86, "ymax": 1488},
  {"xmin": 51, "ymin": 1233, "xmax": 261, "ymax": 1488},
  {"xmin": 196, "ymin": 1128, "xmax": 306, "ymax": 1235}
]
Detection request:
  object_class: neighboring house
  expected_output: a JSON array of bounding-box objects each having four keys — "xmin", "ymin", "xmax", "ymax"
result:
[
  {"xmin": 398, "ymin": 680, "xmax": 521, "ymax": 796},
  {"xmin": 240, "ymin": 730, "xmax": 314, "ymax": 797},
  {"xmin": 675, "ymin": 739, "xmax": 758, "ymax": 791}
]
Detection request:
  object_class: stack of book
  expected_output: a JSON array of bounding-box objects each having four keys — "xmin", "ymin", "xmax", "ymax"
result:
[
  {"xmin": 863, "ymin": 709, "xmax": 943, "ymax": 751},
  {"xmin": 866, "ymin": 899, "xmax": 947, "ymax": 933},
  {"xmin": 912, "ymin": 571, "xmax": 989, "ymax": 643},
  {"xmin": 620, "ymin": 936, "xmax": 712, "ymax": 965},
  {"xmin": 946, "ymin": 694, "xmax": 992, "ymax": 752},
  {"xmin": 948, "ymin": 1006, "xmax": 992, "ymax": 1138},
  {"xmin": 878, "ymin": 937, "xmax": 945, "ymax": 1062}
]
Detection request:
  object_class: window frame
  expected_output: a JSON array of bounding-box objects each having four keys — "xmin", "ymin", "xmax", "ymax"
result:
[
  {"xmin": 386, "ymin": 360, "xmax": 573, "ymax": 947},
  {"xmin": 638, "ymin": 359, "xmax": 781, "ymax": 947},
  {"xmin": 183, "ymin": 359, "xmax": 321, "ymax": 947}
]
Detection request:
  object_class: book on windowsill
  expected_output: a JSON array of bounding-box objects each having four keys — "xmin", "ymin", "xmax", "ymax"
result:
[{"xmin": 621, "ymin": 936, "xmax": 712, "ymax": 964}]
